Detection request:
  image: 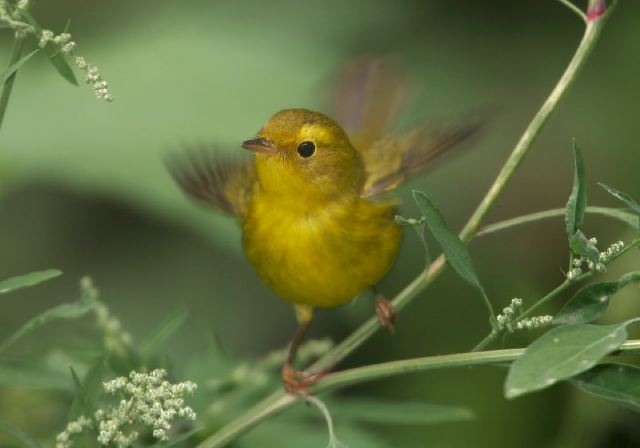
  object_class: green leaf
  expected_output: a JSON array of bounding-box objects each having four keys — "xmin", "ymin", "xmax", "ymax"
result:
[
  {"xmin": 0, "ymin": 269, "xmax": 62, "ymax": 294},
  {"xmin": 569, "ymin": 229, "xmax": 599, "ymax": 264},
  {"xmin": 412, "ymin": 191, "xmax": 483, "ymax": 293},
  {"xmin": 0, "ymin": 418, "xmax": 42, "ymax": 448},
  {"xmin": 69, "ymin": 359, "xmax": 106, "ymax": 422},
  {"xmin": 141, "ymin": 308, "xmax": 189, "ymax": 357},
  {"xmin": 599, "ymin": 183, "xmax": 640, "ymax": 229},
  {"xmin": 0, "ymin": 49, "xmax": 40, "ymax": 84},
  {"xmin": 330, "ymin": 399, "xmax": 474, "ymax": 424},
  {"xmin": 505, "ymin": 322, "xmax": 634, "ymax": 399},
  {"xmin": 0, "ymin": 277, "xmax": 97, "ymax": 353},
  {"xmin": 571, "ymin": 363, "xmax": 640, "ymax": 412},
  {"xmin": 565, "ymin": 140, "xmax": 587, "ymax": 239},
  {"xmin": 598, "ymin": 183, "xmax": 640, "ymax": 215},
  {"xmin": 554, "ymin": 272, "xmax": 640, "ymax": 325},
  {"xmin": 47, "ymin": 48, "xmax": 78, "ymax": 86}
]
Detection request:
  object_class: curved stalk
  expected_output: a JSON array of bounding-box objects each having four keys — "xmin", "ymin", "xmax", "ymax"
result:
[
  {"xmin": 476, "ymin": 207, "xmax": 639, "ymax": 238},
  {"xmin": 201, "ymin": 339, "xmax": 640, "ymax": 448}
]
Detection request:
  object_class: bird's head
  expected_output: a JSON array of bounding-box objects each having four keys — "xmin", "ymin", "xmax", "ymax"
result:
[{"xmin": 242, "ymin": 109, "xmax": 365, "ymax": 200}]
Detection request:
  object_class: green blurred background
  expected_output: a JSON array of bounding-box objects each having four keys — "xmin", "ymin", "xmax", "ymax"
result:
[{"xmin": 1, "ymin": 0, "xmax": 639, "ymax": 447}]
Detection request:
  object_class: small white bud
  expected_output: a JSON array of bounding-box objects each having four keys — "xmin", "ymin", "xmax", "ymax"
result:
[{"xmin": 62, "ymin": 42, "xmax": 76, "ymax": 54}]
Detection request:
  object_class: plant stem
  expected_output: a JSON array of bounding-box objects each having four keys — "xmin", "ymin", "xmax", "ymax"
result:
[
  {"xmin": 476, "ymin": 207, "xmax": 639, "ymax": 238},
  {"xmin": 197, "ymin": 6, "xmax": 611, "ymax": 448},
  {"xmin": 199, "ymin": 339, "xmax": 640, "ymax": 447},
  {"xmin": 457, "ymin": 19, "xmax": 604, "ymax": 244},
  {"xmin": 557, "ymin": 0, "xmax": 587, "ymax": 22},
  {"xmin": 315, "ymin": 338, "xmax": 640, "ymax": 393},
  {"xmin": 471, "ymin": 237, "xmax": 640, "ymax": 352},
  {"xmin": 0, "ymin": 31, "xmax": 26, "ymax": 131}
]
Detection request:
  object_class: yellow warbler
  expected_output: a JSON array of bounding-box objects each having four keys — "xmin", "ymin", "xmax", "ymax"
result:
[{"xmin": 170, "ymin": 60, "xmax": 479, "ymax": 393}]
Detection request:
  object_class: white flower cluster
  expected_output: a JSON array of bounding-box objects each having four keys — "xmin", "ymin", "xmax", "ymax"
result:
[
  {"xmin": 496, "ymin": 298, "xmax": 523, "ymax": 332},
  {"xmin": 56, "ymin": 416, "xmax": 92, "ymax": 448},
  {"xmin": 38, "ymin": 29, "xmax": 113, "ymax": 102},
  {"xmin": 98, "ymin": 369, "xmax": 198, "ymax": 445},
  {"xmin": 55, "ymin": 369, "xmax": 197, "ymax": 448},
  {"xmin": 515, "ymin": 315, "xmax": 553, "ymax": 330},
  {"xmin": 568, "ymin": 239, "xmax": 624, "ymax": 280},
  {"xmin": 38, "ymin": 30, "xmax": 75, "ymax": 54}
]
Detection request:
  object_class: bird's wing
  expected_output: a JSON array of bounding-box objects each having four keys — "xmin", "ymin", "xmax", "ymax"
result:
[
  {"xmin": 168, "ymin": 149, "xmax": 256, "ymax": 218},
  {"xmin": 330, "ymin": 56, "xmax": 485, "ymax": 199},
  {"xmin": 361, "ymin": 120, "xmax": 483, "ymax": 198},
  {"xmin": 331, "ymin": 56, "xmax": 407, "ymax": 153}
]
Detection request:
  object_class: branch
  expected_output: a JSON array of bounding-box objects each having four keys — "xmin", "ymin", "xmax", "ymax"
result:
[
  {"xmin": 200, "ymin": 339, "xmax": 640, "ymax": 448},
  {"xmin": 476, "ymin": 207, "xmax": 639, "ymax": 238},
  {"xmin": 314, "ymin": 339, "xmax": 640, "ymax": 393}
]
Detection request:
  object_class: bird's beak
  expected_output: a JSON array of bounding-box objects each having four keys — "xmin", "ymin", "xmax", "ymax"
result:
[{"xmin": 241, "ymin": 137, "xmax": 277, "ymax": 155}]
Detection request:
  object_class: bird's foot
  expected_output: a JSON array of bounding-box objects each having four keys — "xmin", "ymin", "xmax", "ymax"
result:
[
  {"xmin": 375, "ymin": 295, "xmax": 396, "ymax": 335},
  {"xmin": 281, "ymin": 363, "xmax": 327, "ymax": 396}
]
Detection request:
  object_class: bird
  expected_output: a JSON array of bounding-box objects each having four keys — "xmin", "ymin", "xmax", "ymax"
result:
[{"xmin": 169, "ymin": 58, "xmax": 481, "ymax": 394}]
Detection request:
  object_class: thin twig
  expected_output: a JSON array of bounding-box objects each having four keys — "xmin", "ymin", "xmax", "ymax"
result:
[
  {"xmin": 476, "ymin": 207, "xmax": 638, "ymax": 238},
  {"xmin": 557, "ymin": 0, "xmax": 588, "ymax": 22}
]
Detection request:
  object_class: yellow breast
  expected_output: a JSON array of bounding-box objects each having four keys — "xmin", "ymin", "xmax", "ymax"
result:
[{"xmin": 242, "ymin": 192, "xmax": 401, "ymax": 308}]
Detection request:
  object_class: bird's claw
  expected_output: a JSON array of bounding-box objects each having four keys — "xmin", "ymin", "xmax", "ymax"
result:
[
  {"xmin": 281, "ymin": 363, "xmax": 327, "ymax": 396},
  {"xmin": 375, "ymin": 296, "xmax": 396, "ymax": 335}
]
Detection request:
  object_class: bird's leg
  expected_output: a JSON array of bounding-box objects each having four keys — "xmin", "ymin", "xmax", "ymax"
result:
[
  {"xmin": 281, "ymin": 305, "xmax": 327, "ymax": 395},
  {"xmin": 373, "ymin": 286, "xmax": 396, "ymax": 335}
]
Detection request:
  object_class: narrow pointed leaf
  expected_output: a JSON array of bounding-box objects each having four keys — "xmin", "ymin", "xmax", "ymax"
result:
[
  {"xmin": 565, "ymin": 141, "xmax": 587, "ymax": 238},
  {"xmin": 0, "ymin": 418, "xmax": 42, "ymax": 448},
  {"xmin": 0, "ymin": 49, "xmax": 40, "ymax": 84},
  {"xmin": 571, "ymin": 363, "xmax": 640, "ymax": 412},
  {"xmin": 598, "ymin": 183, "xmax": 640, "ymax": 215},
  {"xmin": 47, "ymin": 48, "xmax": 78, "ymax": 86},
  {"xmin": 0, "ymin": 278, "xmax": 97, "ymax": 352},
  {"xmin": 0, "ymin": 269, "xmax": 62, "ymax": 294},
  {"xmin": 554, "ymin": 272, "xmax": 640, "ymax": 325},
  {"xmin": 412, "ymin": 191, "xmax": 484, "ymax": 293},
  {"xmin": 505, "ymin": 322, "xmax": 634, "ymax": 399},
  {"xmin": 330, "ymin": 399, "xmax": 474, "ymax": 424},
  {"xmin": 570, "ymin": 229, "xmax": 599, "ymax": 264}
]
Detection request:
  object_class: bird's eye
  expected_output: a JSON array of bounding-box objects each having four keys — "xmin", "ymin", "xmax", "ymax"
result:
[{"xmin": 296, "ymin": 141, "xmax": 316, "ymax": 158}]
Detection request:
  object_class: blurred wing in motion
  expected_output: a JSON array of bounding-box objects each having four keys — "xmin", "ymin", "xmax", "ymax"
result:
[
  {"xmin": 361, "ymin": 119, "xmax": 484, "ymax": 198},
  {"xmin": 331, "ymin": 55, "xmax": 486, "ymax": 198},
  {"xmin": 331, "ymin": 56, "xmax": 407, "ymax": 152},
  {"xmin": 167, "ymin": 148, "xmax": 256, "ymax": 218}
]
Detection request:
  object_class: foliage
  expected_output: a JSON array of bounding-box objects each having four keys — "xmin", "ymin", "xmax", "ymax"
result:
[{"xmin": 1, "ymin": 0, "xmax": 640, "ymax": 447}]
